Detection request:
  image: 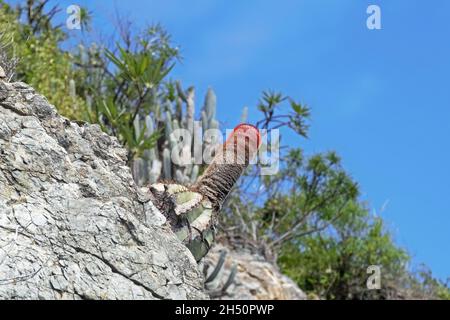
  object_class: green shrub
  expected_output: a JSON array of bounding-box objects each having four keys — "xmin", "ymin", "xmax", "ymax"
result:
[{"xmin": 0, "ymin": 0, "xmax": 86, "ymax": 119}]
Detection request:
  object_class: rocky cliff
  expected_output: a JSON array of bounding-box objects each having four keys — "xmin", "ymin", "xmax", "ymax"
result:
[
  {"xmin": 0, "ymin": 77, "xmax": 306, "ymax": 300},
  {"xmin": 0, "ymin": 80, "xmax": 207, "ymax": 299}
]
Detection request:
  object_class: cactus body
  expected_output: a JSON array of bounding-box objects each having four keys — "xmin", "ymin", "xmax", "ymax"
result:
[{"xmin": 149, "ymin": 124, "xmax": 261, "ymax": 262}]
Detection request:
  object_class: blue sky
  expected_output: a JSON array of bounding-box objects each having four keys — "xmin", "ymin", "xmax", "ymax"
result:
[{"xmin": 44, "ymin": 0, "xmax": 450, "ymax": 279}]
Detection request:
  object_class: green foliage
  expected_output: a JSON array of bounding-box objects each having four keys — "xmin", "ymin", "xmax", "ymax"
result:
[
  {"xmin": 70, "ymin": 24, "xmax": 187, "ymax": 168},
  {"xmin": 104, "ymin": 44, "xmax": 173, "ymax": 89},
  {"xmin": 256, "ymin": 90, "xmax": 310, "ymax": 137},
  {"xmin": 223, "ymin": 149, "xmax": 359, "ymax": 253},
  {"xmin": 223, "ymin": 138, "xmax": 448, "ymax": 299},
  {"xmin": 0, "ymin": 0, "xmax": 87, "ymax": 119},
  {"xmin": 278, "ymin": 203, "xmax": 409, "ymax": 299},
  {"xmin": 401, "ymin": 266, "xmax": 450, "ymax": 300}
]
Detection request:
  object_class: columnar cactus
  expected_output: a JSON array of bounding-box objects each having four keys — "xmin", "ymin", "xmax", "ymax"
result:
[
  {"xmin": 203, "ymin": 251, "xmax": 238, "ymax": 298},
  {"xmin": 149, "ymin": 124, "xmax": 261, "ymax": 262},
  {"xmin": 132, "ymin": 82, "xmax": 222, "ymax": 186},
  {"xmin": 131, "ymin": 81, "xmax": 259, "ymax": 262}
]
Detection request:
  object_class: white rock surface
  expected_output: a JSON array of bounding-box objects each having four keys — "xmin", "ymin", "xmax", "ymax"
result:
[
  {"xmin": 0, "ymin": 80, "xmax": 207, "ymax": 299},
  {"xmin": 204, "ymin": 243, "xmax": 307, "ymax": 300}
]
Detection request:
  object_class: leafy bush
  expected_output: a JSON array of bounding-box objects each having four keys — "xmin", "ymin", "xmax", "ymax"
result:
[
  {"xmin": 278, "ymin": 203, "xmax": 409, "ymax": 299},
  {"xmin": 74, "ymin": 25, "xmax": 178, "ymax": 164}
]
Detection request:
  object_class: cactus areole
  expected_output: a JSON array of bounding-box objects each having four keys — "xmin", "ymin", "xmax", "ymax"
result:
[{"xmin": 149, "ymin": 124, "xmax": 261, "ymax": 261}]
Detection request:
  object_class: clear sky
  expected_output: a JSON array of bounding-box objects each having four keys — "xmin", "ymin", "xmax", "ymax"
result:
[{"xmin": 46, "ymin": 0, "xmax": 449, "ymax": 280}]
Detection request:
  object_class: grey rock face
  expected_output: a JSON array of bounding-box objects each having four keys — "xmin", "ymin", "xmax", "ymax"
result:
[
  {"xmin": 0, "ymin": 80, "xmax": 207, "ymax": 299},
  {"xmin": 204, "ymin": 244, "xmax": 307, "ymax": 300}
]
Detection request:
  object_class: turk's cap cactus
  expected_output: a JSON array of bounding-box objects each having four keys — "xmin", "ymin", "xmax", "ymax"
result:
[
  {"xmin": 149, "ymin": 124, "xmax": 261, "ymax": 262},
  {"xmin": 193, "ymin": 123, "xmax": 261, "ymax": 211},
  {"xmin": 149, "ymin": 182, "xmax": 214, "ymax": 261}
]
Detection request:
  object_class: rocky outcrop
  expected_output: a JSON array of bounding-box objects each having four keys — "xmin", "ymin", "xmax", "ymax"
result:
[
  {"xmin": 204, "ymin": 244, "xmax": 307, "ymax": 300},
  {"xmin": 0, "ymin": 78, "xmax": 306, "ymax": 300},
  {"xmin": 0, "ymin": 80, "xmax": 207, "ymax": 299}
]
